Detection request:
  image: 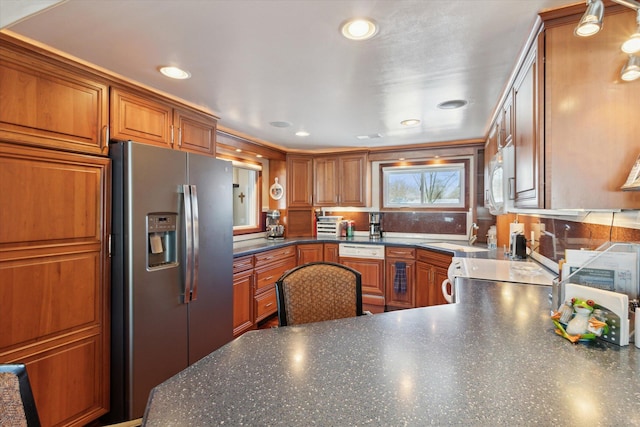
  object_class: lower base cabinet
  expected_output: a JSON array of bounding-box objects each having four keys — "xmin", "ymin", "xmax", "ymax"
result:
[
  {"xmin": 233, "ymin": 256, "xmax": 254, "ymax": 337},
  {"xmin": 415, "ymin": 249, "xmax": 452, "ymax": 307},
  {"xmin": 385, "ymin": 247, "xmax": 416, "ymax": 310},
  {"xmin": 339, "ymin": 257, "xmax": 385, "ymax": 314}
]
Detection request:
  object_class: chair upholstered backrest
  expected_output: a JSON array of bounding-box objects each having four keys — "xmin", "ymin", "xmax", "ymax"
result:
[
  {"xmin": 275, "ymin": 262, "xmax": 363, "ymax": 326},
  {"xmin": 0, "ymin": 364, "xmax": 41, "ymax": 427}
]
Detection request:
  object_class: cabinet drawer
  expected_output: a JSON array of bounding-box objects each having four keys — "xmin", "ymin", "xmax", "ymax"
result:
[
  {"xmin": 254, "ymin": 246, "xmax": 296, "ymax": 268},
  {"xmin": 255, "ymin": 287, "xmax": 277, "ymax": 322},
  {"xmin": 233, "ymin": 255, "xmax": 254, "ymax": 274},
  {"xmin": 385, "ymin": 246, "xmax": 415, "ymax": 259},
  {"xmin": 416, "ymin": 249, "xmax": 452, "ymax": 268},
  {"xmin": 254, "ymin": 258, "xmax": 296, "ymax": 292}
]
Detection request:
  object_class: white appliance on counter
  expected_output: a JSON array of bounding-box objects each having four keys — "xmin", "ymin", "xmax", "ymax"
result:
[{"xmin": 442, "ymin": 257, "xmax": 557, "ymax": 303}]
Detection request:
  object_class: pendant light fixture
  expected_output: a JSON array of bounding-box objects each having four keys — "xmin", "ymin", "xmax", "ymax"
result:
[
  {"xmin": 621, "ymin": 9, "xmax": 640, "ymax": 53},
  {"xmin": 575, "ymin": 0, "xmax": 605, "ymax": 37},
  {"xmin": 621, "ymin": 55, "xmax": 640, "ymax": 81}
]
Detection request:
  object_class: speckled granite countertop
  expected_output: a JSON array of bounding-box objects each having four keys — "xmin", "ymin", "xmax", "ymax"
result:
[{"xmin": 143, "ymin": 280, "xmax": 640, "ymax": 426}]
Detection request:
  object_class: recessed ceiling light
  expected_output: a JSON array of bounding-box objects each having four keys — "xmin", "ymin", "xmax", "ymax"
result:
[
  {"xmin": 356, "ymin": 133, "xmax": 382, "ymax": 140},
  {"xmin": 341, "ymin": 18, "xmax": 378, "ymax": 41},
  {"xmin": 159, "ymin": 66, "xmax": 191, "ymax": 80},
  {"xmin": 269, "ymin": 121, "xmax": 292, "ymax": 128},
  {"xmin": 235, "ymin": 149, "xmax": 242, "ymax": 152},
  {"xmin": 296, "ymin": 131, "xmax": 310, "ymax": 137},
  {"xmin": 256, "ymin": 154, "xmax": 263, "ymax": 158},
  {"xmin": 400, "ymin": 119, "xmax": 420, "ymax": 127},
  {"xmin": 437, "ymin": 99, "xmax": 468, "ymax": 110}
]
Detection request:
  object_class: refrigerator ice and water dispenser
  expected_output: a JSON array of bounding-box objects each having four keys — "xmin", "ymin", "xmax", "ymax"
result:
[{"xmin": 146, "ymin": 213, "xmax": 178, "ymax": 269}]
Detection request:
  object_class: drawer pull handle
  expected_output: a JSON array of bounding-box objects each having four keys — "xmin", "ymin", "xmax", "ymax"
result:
[
  {"xmin": 264, "ymin": 275, "xmax": 273, "ymax": 281},
  {"xmin": 264, "ymin": 302, "xmax": 274, "ymax": 308}
]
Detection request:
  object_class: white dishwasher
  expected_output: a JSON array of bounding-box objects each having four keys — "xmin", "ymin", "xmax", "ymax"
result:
[{"xmin": 338, "ymin": 243, "xmax": 385, "ymax": 313}]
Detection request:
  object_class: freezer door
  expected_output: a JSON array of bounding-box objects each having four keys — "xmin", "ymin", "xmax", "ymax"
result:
[
  {"xmin": 187, "ymin": 154, "xmax": 234, "ymax": 364},
  {"xmin": 123, "ymin": 142, "xmax": 190, "ymax": 418}
]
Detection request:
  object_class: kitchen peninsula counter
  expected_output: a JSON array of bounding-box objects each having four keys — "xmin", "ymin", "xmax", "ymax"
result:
[{"xmin": 143, "ymin": 280, "xmax": 640, "ymax": 426}]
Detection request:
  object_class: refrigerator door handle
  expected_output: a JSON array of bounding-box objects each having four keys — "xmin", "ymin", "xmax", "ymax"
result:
[
  {"xmin": 183, "ymin": 184, "xmax": 193, "ymax": 304},
  {"xmin": 190, "ymin": 184, "xmax": 200, "ymax": 301}
]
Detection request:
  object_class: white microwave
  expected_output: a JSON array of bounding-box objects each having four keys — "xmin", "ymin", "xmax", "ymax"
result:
[{"xmin": 487, "ymin": 144, "xmax": 514, "ymax": 215}]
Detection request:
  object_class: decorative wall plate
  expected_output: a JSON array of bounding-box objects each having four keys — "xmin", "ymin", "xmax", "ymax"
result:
[{"xmin": 270, "ymin": 177, "xmax": 283, "ymax": 200}]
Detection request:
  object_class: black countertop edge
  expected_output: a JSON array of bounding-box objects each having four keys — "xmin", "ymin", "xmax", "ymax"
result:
[{"xmin": 233, "ymin": 235, "xmax": 503, "ymax": 259}]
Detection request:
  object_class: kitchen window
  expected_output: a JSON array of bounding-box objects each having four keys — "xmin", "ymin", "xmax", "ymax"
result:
[{"xmin": 381, "ymin": 160, "xmax": 468, "ymax": 210}]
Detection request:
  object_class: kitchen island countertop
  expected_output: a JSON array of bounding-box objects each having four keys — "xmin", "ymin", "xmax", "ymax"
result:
[{"xmin": 143, "ymin": 280, "xmax": 640, "ymax": 426}]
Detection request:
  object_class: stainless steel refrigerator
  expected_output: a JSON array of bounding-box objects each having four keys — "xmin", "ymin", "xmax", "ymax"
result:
[{"xmin": 109, "ymin": 141, "xmax": 233, "ymax": 421}]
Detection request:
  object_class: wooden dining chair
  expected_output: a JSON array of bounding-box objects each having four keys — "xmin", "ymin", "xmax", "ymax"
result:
[
  {"xmin": 0, "ymin": 364, "xmax": 41, "ymax": 427},
  {"xmin": 275, "ymin": 262, "xmax": 363, "ymax": 326}
]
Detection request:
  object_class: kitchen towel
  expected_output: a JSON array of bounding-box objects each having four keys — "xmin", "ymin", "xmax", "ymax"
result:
[{"xmin": 394, "ymin": 261, "xmax": 407, "ymax": 293}]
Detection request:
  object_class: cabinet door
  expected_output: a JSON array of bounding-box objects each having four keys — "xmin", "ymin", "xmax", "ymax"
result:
[
  {"xmin": 431, "ymin": 265, "xmax": 450, "ymax": 306},
  {"xmin": 483, "ymin": 127, "xmax": 498, "ymax": 209},
  {"xmin": 513, "ymin": 46, "xmax": 542, "ymax": 208},
  {"xmin": 314, "ymin": 157, "xmax": 339, "ymax": 206},
  {"xmin": 415, "ymin": 262, "xmax": 432, "ymax": 308},
  {"xmin": 297, "ymin": 243, "xmax": 324, "ymax": 264},
  {"xmin": 287, "ymin": 155, "xmax": 313, "ymax": 208},
  {"xmin": 110, "ymin": 87, "xmax": 173, "ymax": 148},
  {"xmin": 324, "ymin": 243, "xmax": 339, "ymax": 263},
  {"xmin": 174, "ymin": 108, "xmax": 216, "ymax": 156},
  {"xmin": 385, "ymin": 259, "xmax": 415, "ymax": 309},
  {"xmin": 0, "ymin": 47, "xmax": 108, "ymax": 155},
  {"xmin": 339, "ymin": 153, "xmax": 368, "ymax": 206},
  {"xmin": 233, "ymin": 269, "xmax": 254, "ymax": 337},
  {"xmin": 0, "ymin": 143, "xmax": 109, "ymax": 426},
  {"xmin": 339, "ymin": 257, "xmax": 384, "ymax": 311}
]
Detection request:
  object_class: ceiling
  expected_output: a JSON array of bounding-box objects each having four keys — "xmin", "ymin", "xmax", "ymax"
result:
[{"xmin": 1, "ymin": 0, "xmax": 578, "ymax": 152}]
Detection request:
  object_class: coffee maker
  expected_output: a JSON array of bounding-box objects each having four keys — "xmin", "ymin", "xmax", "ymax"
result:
[
  {"xmin": 266, "ymin": 210, "xmax": 285, "ymax": 239},
  {"xmin": 369, "ymin": 212, "xmax": 382, "ymax": 239}
]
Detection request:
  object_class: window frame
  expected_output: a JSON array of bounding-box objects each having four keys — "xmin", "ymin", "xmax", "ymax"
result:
[{"xmin": 380, "ymin": 159, "xmax": 470, "ymax": 211}]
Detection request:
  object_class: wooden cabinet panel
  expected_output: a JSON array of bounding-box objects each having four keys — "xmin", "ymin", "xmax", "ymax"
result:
[
  {"xmin": 543, "ymin": 10, "xmax": 640, "ymax": 209},
  {"xmin": 313, "ymin": 157, "xmax": 339, "ymax": 205},
  {"xmin": 339, "ymin": 153, "xmax": 368, "ymax": 206},
  {"xmin": 254, "ymin": 245, "xmax": 295, "ymax": 268},
  {"xmin": 415, "ymin": 249, "xmax": 452, "ymax": 308},
  {"xmin": 255, "ymin": 258, "xmax": 295, "ymax": 292},
  {"xmin": 513, "ymin": 45, "xmax": 541, "ymax": 208},
  {"xmin": 313, "ymin": 152, "xmax": 369, "ymax": 207},
  {"xmin": 324, "ymin": 243, "xmax": 339, "ymax": 263},
  {"xmin": 340, "ymin": 257, "xmax": 384, "ymax": 312},
  {"xmin": 0, "ymin": 252, "xmax": 100, "ymax": 350},
  {"xmin": 174, "ymin": 108, "xmax": 216, "ymax": 155},
  {"xmin": 0, "ymin": 47, "xmax": 108, "ymax": 155},
  {"xmin": 287, "ymin": 155, "xmax": 313, "ymax": 208},
  {"xmin": 110, "ymin": 87, "xmax": 173, "ymax": 147},
  {"xmin": 297, "ymin": 243, "xmax": 323, "ymax": 264},
  {"xmin": 0, "ymin": 143, "xmax": 109, "ymax": 426},
  {"xmin": 233, "ymin": 269, "xmax": 254, "ymax": 337},
  {"xmin": 19, "ymin": 337, "xmax": 106, "ymax": 427},
  {"xmin": 0, "ymin": 146, "xmax": 104, "ymax": 245},
  {"xmin": 255, "ymin": 287, "xmax": 278, "ymax": 322},
  {"xmin": 385, "ymin": 246, "xmax": 415, "ymax": 310}
]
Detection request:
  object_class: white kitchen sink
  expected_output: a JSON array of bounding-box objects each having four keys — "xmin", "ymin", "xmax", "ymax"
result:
[{"xmin": 424, "ymin": 242, "xmax": 489, "ymax": 252}]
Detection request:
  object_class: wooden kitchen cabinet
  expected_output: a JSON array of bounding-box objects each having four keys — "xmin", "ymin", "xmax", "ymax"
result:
[
  {"xmin": 253, "ymin": 246, "xmax": 296, "ymax": 322},
  {"xmin": 110, "ymin": 87, "xmax": 217, "ymax": 156},
  {"xmin": 286, "ymin": 154, "xmax": 313, "ymax": 208},
  {"xmin": 541, "ymin": 8, "xmax": 640, "ymax": 209},
  {"xmin": 0, "ymin": 39, "xmax": 109, "ymax": 156},
  {"xmin": 339, "ymin": 256, "xmax": 385, "ymax": 313},
  {"xmin": 0, "ymin": 143, "xmax": 110, "ymax": 426},
  {"xmin": 233, "ymin": 255, "xmax": 254, "ymax": 337},
  {"xmin": 513, "ymin": 43, "xmax": 542, "ymax": 209},
  {"xmin": 415, "ymin": 249, "xmax": 452, "ymax": 307},
  {"xmin": 385, "ymin": 246, "xmax": 416, "ymax": 310},
  {"xmin": 324, "ymin": 243, "xmax": 339, "ymax": 263},
  {"xmin": 297, "ymin": 243, "xmax": 324, "ymax": 264},
  {"xmin": 313, "ymin": 152, "xmax": 369, "ymax": 207}
]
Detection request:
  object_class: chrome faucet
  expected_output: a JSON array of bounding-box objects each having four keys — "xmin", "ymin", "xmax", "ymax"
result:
[{"xmin": 468, "ymin": 222, "xmax": 479, "ymax": 246}]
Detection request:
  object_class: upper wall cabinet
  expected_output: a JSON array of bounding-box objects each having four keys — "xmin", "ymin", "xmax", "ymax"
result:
[
  {"xmin": 0, "ymin": 41, "xmax": 109, "ymax": 155},
  {"xmin": 110, "ymin": 87, "xmax": 217, "ymax": 156},
  {"xmin": 543, "ymin": 8, "xmax": 640, "ymax": 209},
  {"xmin": 513, "ymin": 43, "xmax": 542, "ymax": 208},
  {"xmin": 286, "ymin": 154, "xmax": 313, "ymax": 208},
  {"xmin": 313, "ymin": 152, "xmax": 369, "ymax": 207}
]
